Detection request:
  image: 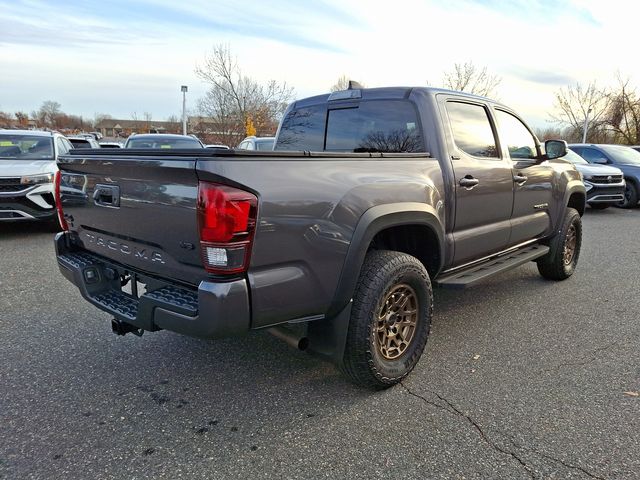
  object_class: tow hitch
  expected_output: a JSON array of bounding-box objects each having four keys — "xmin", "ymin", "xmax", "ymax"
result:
[{"xmin": 111, "ymin": 318, "xmax": 143, "ymax": 337}]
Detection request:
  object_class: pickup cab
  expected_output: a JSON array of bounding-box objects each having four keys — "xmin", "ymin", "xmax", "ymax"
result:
[{"xmin": 54, "ymin": 86, "xmax": 586, "ymax": 389}]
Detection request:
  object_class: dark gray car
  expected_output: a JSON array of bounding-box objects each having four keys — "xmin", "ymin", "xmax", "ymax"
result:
[{"xmin": 54, "ymin": 86, "xmax": 585, "ymax": 389}]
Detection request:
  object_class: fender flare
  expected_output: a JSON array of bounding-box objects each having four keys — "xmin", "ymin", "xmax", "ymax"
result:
[
  {"xmin": 326, "ymin": 202, "xmax": 444, "ymax": 318},
  {"xmin": 561, "ymin": 181, "xmax": 586, "ymax": 217}
]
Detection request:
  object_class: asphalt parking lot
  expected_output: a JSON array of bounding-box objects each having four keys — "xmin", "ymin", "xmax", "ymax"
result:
[{"xmin": 1, "ymin": 208, "xmax": 639, "ymax": 480}]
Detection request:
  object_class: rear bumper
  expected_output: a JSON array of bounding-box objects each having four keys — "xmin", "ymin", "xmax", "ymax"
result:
[{"xmin": 54, "ymin": 232, "xmax": 250, "ymax": 338}]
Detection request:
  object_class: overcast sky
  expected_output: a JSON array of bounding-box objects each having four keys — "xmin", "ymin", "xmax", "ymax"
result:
[{"xmin": 0, "ymin": 0, "xmax": 634, "ymax": 128}]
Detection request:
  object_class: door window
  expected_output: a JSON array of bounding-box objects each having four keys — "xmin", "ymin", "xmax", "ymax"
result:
[
  {"xmin": 446, "ymin": 102, "xmax": 499, "ymax": 159},
  {"xmin": 495, "ymin": 110, "xmax": 538, "ymax": 160}
]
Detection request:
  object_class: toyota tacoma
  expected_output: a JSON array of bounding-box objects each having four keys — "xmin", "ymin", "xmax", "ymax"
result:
[{"xmin": 54, "ymin": 86, "xmax": 586, "ymax": 388}]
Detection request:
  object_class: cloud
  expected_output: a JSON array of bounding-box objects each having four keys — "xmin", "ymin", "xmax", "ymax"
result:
[
  {"xmin": 0, "ymin": 0, "xmax": 355, "ymax": 52},
  {"xmin": 507, "ymin": 68, "xmax": 577, "ymax": 86}
]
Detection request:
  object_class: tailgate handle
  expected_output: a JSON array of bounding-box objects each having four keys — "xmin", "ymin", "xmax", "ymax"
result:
[{"xmin": 93, "ymin": 184, "xmax": 120, "ymax": 208}]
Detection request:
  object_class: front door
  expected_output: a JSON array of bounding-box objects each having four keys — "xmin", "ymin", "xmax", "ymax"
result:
[
  {"xmin": 493, "ymin": 109, "xmax": 555, "ymax": 246},
  {"xmin": 444, "ymin": 100, "xmax": 515, "ymax": 265}
]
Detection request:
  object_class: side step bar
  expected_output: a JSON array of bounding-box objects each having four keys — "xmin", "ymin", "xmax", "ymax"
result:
[{"xmin": 435, "ymin": 244, "xmax": 549, "ymax": 289}]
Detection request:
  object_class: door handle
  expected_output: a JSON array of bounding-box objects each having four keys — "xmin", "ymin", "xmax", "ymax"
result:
[
  {"xmin": 459, "ymin": 176, "xmax": 479, "ymax": 188},
  {"xmin": 513, "ymin": 174, "xmax": 528, "ymax": 184}
]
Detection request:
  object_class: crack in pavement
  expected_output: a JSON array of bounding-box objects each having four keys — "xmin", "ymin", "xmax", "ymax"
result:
[
  {"xmin": 401, "ymin": 383, "xmax": 610, "ymax": 480},
  {"xmin": 540, "ymin": 341, "xmax": 618, "ymax": 374},
  {"xmin": 526, "ymin": 446, "xmax": 607, "ymax": 480},
  {"xmin": 400, "ymin": 382, "xmax": 535, "ymax": 478}
]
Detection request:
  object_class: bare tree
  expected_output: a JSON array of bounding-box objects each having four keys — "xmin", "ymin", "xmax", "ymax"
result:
[
  {"xmin": 37, "ymin": 100, "xmax": 62, "ymax": 127},
  {"xmin": 195, "ymin": 44, "xmax": 294, "ymax": 145},
  {"xmin": 93, "ymin": 113, "xmax": 111, "ymax": 130},
  {"xmin": 442, "ymin": 62, "xmax": 501, "ymax": 97},
  {"xmin": 330, "ymin": 75, "xmax": 365, "ymax": 92},
  {"xmin": 166, "ymin": 114, "xmax": 179, "ymax": 123},
  {"xmin": 605, "ymin": 76, "xmax": 640, "ymax": 145},
  {"xmin": 15, "ymin": 111, "xmax": 29, "ymax": 128},
  {"xmin": 550, "ymin": 81, "xmax": 610, "ymax": 142}
]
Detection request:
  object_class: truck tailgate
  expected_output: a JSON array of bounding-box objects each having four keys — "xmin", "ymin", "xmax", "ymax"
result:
[{"xmin": 58, "ymin": 152, "xmax": 204, "ymax": 286}]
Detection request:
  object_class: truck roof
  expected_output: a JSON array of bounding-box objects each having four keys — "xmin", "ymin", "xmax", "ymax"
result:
[{"xmin": 293, "ymin": 86, "xmax": 498, "ymax": 109}]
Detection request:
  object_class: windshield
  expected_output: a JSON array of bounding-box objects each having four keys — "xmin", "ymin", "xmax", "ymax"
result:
[
  {"xmin": 600, "ymin": 145, "xmax": 640, "ymax": 165},
  {"xmin": 126, "ymin": 136, "xmax": 202, "ymax": 149},
  {"xmin": 0, "ymin": 134, "xmax": 54, "ymax": 159},
  {"xmin": 564, "ymin": 149, "xmax": 588, "ymax": 164}
]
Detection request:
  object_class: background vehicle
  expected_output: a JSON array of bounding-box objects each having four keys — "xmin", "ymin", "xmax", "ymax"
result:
[
  {"xmin": 0, "ymin": 129, "xmax": 72, "ymax": 224},
  {"xmin": 67, "ymin": 135, "xmax": 101, "ymax": 149},
  {"xmin": 237, "ymin": 136, "xmax": 275, "ymax": 151},
  {"xmin": 205, "ymin": 144, "xmax": 230, "ymax": 149},
  {"xmin": 55, "ymin": 86, "xmax": 585, "ymax": 389},
  {"xmin": 569, "ymin": 144, "xmax": 640, "ymax": 208},
  {"xmin": 124, "ymin": 134, "xmax": 204, "ymax": 149},
  {"xmin": 98, "ymin": 142, "xmax": 122, "ymax": 149},
  {"xmin": 562, "ymin": 148, "xmax": 625, "ymax": 209}
]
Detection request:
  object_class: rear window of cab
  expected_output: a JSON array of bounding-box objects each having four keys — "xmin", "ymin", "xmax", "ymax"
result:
[{"xmin": 276, "ymin": 100, "xmax": 425, "ymax": 153}]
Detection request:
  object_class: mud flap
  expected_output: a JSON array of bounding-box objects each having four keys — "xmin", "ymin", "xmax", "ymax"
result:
[{"xmin": 306, "ymin": 300, "xmax": 352, "ymax": 366}]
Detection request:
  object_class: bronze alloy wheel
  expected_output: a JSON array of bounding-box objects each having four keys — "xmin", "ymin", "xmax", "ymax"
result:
[
  {"xmin": 375, "ymin": 283, "xmax": 419, "ymax": 360},
  {"xmin": 563, "ymin": 223, "xmax": 577, "ymax": 265}
]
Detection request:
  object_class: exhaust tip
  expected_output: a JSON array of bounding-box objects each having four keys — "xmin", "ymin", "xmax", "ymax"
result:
[
  {"xmin": 267, "ymin": 326, "xmax": 309, "ymax": 351},
  {"xmin": 297, "ymin": 336, "xmax": 310, "ymax": 351}
]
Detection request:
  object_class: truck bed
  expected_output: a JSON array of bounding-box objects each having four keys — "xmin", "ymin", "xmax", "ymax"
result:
[{"xmin": 58, "ymin": 148, "xmax": 444, "ymax": 329}]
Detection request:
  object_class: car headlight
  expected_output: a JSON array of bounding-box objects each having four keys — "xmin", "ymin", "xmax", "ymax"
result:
[
  {"xmin": 583, "ymin": 181, "xmax": 593, "ymax": 192},
  {"xmin": 20, "ymin": 173, "xmax": 54, "ymax": 185}
]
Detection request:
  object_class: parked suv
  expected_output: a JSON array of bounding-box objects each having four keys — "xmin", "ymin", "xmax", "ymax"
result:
[
  {"xmin": 0, "ymin": 130, "xmax": 72, "ymax": 224},
  {"xmin": 562, "ymin": 148, "xmax": 625, "ymax": 209},
  {"xmin": 67, "ymin": 135, "xmax": 101, "ymax": 149},
  {"xmin": 237, "ymin": 136, "xmax": 275, "ymax": 151},
  {"xmin": 569, "ymin": 144, "xmax": 640, "ymax": 208},
  {"xmin": 124, "ymin": 134, "xmax": 204, "ymax": 149}
]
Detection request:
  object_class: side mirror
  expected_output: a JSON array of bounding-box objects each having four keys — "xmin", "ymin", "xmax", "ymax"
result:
[{"xmin": 545, "ymin": 139, "xmax": 567, "ymax": 160}]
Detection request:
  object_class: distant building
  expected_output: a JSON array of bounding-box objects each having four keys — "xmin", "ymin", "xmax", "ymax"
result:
[{"xmin": 95, "ymin": 119, "xmax": 182, "ymax": 138}]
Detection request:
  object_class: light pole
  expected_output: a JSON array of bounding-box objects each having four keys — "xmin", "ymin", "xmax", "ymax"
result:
[
  {"xmin": 582, "ymin": 107, "xmax": 592, "ymax": 143},
  {"xmin": 181, "ymin": 85, "xmax": 188, "ymax": 135}
]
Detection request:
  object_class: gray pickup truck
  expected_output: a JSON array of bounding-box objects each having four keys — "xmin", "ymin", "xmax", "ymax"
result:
[{"xmin": 54, "ymin": 86, "xmax": 586, "ymax": 389}]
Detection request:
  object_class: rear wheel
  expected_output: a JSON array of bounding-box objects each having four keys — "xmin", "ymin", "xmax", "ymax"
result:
[
  {"xmin": 537, "ymin": 208, "xmax": 582, "ymax": 280},
  {"xmin": 618, "ymin": 181, "xmax": 638, "ymax": 209},
  {"xmin": 341, "ymin": 250, "xmax": 432, "ymax": 389}
]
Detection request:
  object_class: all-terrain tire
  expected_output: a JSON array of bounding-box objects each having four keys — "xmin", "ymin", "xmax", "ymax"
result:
[
  {"xmin": 536, "ymin": 208, "xmax": 582, "ymax": 280},
  {"xmin": 341, "ymin": 250, "xmax": 432, "ymax": 389}
]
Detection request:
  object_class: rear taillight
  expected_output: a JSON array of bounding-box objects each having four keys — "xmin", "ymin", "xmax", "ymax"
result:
[
  {"xmin": 197, "ymin": 182, "xmax": 258, "ymax": 274},
  {"xmin": 54, "ymin": 171, "xmax": 69, "ymax": 231}
]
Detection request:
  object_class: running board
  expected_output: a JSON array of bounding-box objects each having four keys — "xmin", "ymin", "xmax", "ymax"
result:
[{"xmin": 435, "ymin": 244, "xmax": 550, "ymax": 289}]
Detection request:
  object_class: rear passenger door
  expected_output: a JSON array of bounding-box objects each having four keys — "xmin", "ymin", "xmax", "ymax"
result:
[{"xmin": 443, "ymin": 99, "xmax": 514, "ymax": 265}]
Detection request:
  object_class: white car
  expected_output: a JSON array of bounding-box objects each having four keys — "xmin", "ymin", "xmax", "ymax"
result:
[{"xmin": 0, "ymin": 129, "xmax": 72, "ymax": 224}]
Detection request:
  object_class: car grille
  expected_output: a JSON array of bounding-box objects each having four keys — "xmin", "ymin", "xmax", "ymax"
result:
[
  {"xmin": 0, "ymin": 178, "xmax": 24, "ymax": 192},
  {"xmin": 590, "ymin": 175, "xmax": 623, "ymax": 184}
]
